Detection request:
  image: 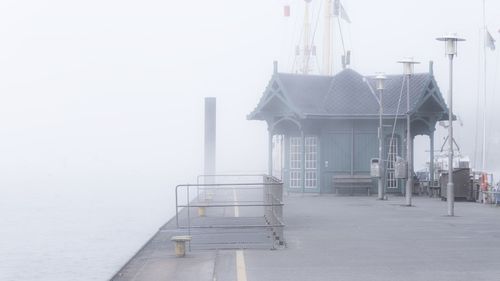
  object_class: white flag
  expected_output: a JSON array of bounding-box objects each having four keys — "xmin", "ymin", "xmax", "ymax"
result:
[
  {"xmin": 334, "ymin": 0, "xmax": 351, "ymax": 23},
  {"xmin": 486, "ymin": 29, "xmax": 495, "ymax": 50}
]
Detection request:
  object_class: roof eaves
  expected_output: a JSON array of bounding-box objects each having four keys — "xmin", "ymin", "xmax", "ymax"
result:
[
  {"xmin": 304, "ymin": 113, "xmax": 407, "ymax": 119},
  {"xmin": 273, "ymin": 74, "xmax": 307, "ymax": 119},
  {"xmin": 410, "ymin": 74, "xmax": 432, "ymax": 112},
  {"xmin": 248, "ymin": 73, "xmax": 306, "ymax": 120}
]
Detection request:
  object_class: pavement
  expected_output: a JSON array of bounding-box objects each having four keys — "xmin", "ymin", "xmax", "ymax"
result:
[{"xmin": 111, "ymin": 194, "xmax": 500, "ymax": 281}]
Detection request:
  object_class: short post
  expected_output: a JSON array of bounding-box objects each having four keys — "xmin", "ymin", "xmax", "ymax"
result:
[
  {"xmin": 171, "ymin": 235, "xmax": 192, "ymax": 257},
  {"xmin": 204, "ymin": 97, "xmax": 216, "ymax": 183},
  {"xmin": 198, "ymin": 206, "xmax": 206, "ymax": 217}
]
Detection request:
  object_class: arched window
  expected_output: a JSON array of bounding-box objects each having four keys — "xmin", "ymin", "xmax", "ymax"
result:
[
  {"xmin": 304, "ymin": 136, "xmax": 318, "ymax": 189},
  {"xmin": 289, "ymin": 137, "xmax": 302, "ymax": 188},
  {"xmin": 386, "ymin": 135, "xmax": 400, "ymax": 189},
  {"xmin": 288, "ymin": 135, "xmax": 318, "ymax": 189}
]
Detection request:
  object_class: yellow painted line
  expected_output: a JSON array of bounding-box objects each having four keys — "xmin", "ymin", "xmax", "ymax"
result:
[
  {"xmin": 233, "ymin": 189, "xmax": 247, "ymax": 281},
  {"xmin": 233, "ymin": 189, "xmax": 239, "ymax": 217},
  {"xmin": 236, "ymin": 250, "xmax": 248, "ymax": 281}
]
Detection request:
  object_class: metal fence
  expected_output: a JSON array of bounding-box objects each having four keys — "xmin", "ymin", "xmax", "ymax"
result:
[
  {"xmin": 174, "ymin": 174, "xmax": 285, "ymax": 249},
  {"xmin": 263, "ymin": 176, "xmax": 284, "ymax": 243}
]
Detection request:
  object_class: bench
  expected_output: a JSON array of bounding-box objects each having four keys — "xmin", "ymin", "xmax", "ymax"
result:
[
  {"xmin": 333, "ymin": 175, "xmax": 373, "ymax": 196},
  {"xmin": 171, "ymin": 235, "xmax": 192, "ymax": 257}
]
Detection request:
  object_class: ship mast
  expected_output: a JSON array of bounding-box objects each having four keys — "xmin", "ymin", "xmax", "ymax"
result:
[
  {"xmin": 288, "ymin": 0, "xmax": 350, "ymax": 75},
  {"xmin": 297, "ymin": 0, "xmax": 315, "ymax": 74},
  {"xmin": 302, "ymin": 0, "xmax": 312, "ymax": 74},
  {"xmin": 481, "ymin": 0, "xmax": 487, "ymax": 171},
  {"xmin": 322, "ymin": 0, "xmax": 333, "ymax": 75}
]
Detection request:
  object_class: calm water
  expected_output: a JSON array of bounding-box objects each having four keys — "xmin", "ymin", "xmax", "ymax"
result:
[{"xmin": 0, "ymin": 181, "xmax": 177, "ymax": 281}]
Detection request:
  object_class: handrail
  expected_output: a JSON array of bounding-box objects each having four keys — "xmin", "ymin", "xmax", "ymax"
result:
[
  {"xmin": 174, "ymin": 175, "xmax": 285, "ymax": 248},
  {"xmin": 196, "ymin": 174, "xmax": 267, "ymax": 185},
  {"xmin": 175, "ymin": 182, "xmax": 283, "ymax": 227}
]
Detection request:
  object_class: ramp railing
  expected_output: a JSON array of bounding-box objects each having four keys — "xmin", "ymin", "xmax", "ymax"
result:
[
  {"xmin": 263, "ymin": 175, "xmax": 284, "ymax": 243},
  {"xmin": 174, "ymin": 174, "xmax": 285, "ymax": 249}
]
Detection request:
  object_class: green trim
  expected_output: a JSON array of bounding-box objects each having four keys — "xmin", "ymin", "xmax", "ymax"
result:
[
  {"xmin": 412, "ymin": 78, "xmax": 448, "ymax": 115},
  {"xmin": 248, "ymin": 74, "xmax": 305, "ymax": 120}
]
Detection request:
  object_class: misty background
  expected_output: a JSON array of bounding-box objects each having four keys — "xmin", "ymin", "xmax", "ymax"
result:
[{"xmin": 1, "ymin": 0, "xmax": 500, "ymax": 280}]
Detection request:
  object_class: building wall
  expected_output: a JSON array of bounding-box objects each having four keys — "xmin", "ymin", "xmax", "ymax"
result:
[
  {"xmin": 320, "ymin": 120, "xmax": 374, "ymax": 193},
  {"xmin": 281, "ymin": 118, "xmax": 406, "ymax": 194}
]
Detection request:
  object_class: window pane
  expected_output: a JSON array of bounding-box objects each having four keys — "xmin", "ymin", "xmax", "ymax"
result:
[
  {"xmin": 386, "ymin": 137, "xmax": 399, "ymax": 189},
  {"xmin": 305, "ymin": 136, "xmax": 317, "ymax": 189},
  {"xmin": 289, "ymin": 137, "xmax": 302, "ymax": 188}
]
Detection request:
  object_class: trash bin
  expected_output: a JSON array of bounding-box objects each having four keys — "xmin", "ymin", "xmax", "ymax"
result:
[{"xmin": 440, "ymin": 168, "xmax": 472, "ymax": 201}]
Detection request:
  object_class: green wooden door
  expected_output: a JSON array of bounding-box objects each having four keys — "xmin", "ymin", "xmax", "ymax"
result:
[{"xmin": 322, "ymin": 132, "xmax": 352, "ymax": 193}]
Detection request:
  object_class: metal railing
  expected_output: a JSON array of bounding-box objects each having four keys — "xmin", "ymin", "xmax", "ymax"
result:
[
  {"xmin": 174, "ymin": 174, "xmax": 285, "ymax": 248},
  {"xmin": 196, "ymin": 173, "xmax": 268, "ymax": 184},
  {"xmin": 195, "ymin": 174, "xmax": 267, "ymax": 202},
  {"xmin": 263, "ymin": 175, "xmax": 284, "ymax": 243},
  {"xmin": 480, "ymin": 190, "xmax": 500, "ymax": 205}
]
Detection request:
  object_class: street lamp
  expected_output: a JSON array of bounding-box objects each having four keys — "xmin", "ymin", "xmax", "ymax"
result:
[
  {"xmin": 436, "ymin": 33, "xmax": 465, "ymax": 216},
  {"xmin": 375, "ymin": 73, "xmax": 387, "ymax": 200},
  {"xmin": 397, "ymin": 57, "xmax": 420, "ymax": 207}
]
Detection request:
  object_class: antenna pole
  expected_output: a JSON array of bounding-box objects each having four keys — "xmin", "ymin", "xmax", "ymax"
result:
[{"xmin": 482, "ymin": 0, "xmax": 487, "ymax": 171}]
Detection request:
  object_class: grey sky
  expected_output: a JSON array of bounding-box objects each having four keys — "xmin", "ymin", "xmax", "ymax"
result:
[{"xmin": 0, "ymin": 0, "xmax": 499, "ymax": 190}]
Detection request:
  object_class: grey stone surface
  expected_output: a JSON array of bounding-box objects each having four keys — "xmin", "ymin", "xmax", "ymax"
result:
[
  {"xmin": 242, "ymin": 195, "xmax": 500, "ymax": 281},
  {"xmin": 110, "ymin": 187, "xmax": 273, "ymax": 281},
  {"xmin": 112, "ymin": 194, "xmax": 500, "ymax": 281}
]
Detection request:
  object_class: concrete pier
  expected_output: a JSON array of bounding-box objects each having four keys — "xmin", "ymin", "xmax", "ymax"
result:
[{"xmin": 111, "ymin": 195, "xmax": 500, "ymax": 281}]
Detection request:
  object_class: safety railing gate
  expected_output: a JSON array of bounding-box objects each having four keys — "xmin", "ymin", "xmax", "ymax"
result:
[{"xmin": 174, "ymin": 174, "xmax": 285, "ymax": 250}]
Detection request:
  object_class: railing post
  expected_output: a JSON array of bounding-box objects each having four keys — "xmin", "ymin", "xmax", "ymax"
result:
[
  {"xmin": 187, "ymin": 185, "xmax": 191, "ymax": 244},
  {"xmin": 175, "ymin": 185, "xmax": 179, "ymax": 228}
]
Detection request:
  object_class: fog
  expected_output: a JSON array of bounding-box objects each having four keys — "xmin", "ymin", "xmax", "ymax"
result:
[{"xmin": 1, "ymin": 0, "xmax": 500, "ymax": 280}]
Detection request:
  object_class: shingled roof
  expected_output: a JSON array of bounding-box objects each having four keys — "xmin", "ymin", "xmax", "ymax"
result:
[{"xmin": 248, "ymin": 68, "xmax": 448, "ymax": 120}]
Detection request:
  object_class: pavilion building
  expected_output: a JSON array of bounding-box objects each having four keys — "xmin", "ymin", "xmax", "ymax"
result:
[{"xmin": 248, "ymin": 62, "xmax": 449, "ymax": 194}]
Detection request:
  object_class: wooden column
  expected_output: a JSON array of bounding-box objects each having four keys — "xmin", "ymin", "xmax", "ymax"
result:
[
  {"xmin": 429, "ymin": 130, "xmax": 435, "ymax": 185},
  {"xmin": 351, "ymin": 125, "xmax": 354, "ymax": 176},
  {"xmin": 268, "ymin": 129, "xmax": 273, "ymax": 176}
]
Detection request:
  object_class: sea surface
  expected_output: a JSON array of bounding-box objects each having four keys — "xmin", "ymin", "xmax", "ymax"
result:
[{"xmin": 0, "ymin": 180, "xmax": 177, "ymax": 281}]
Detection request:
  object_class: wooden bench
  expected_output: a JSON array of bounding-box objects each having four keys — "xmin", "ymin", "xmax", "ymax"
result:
[
  {"xmin": 333, "ymin": 175, "xmax": 373, "ymax": 196},
  {"xmin": 171, "ymin": 235, "xmax": 192, "ymax": 257}
]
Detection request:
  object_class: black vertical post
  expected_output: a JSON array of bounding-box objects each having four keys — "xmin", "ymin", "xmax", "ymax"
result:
[{"xmin": 204, "ymin": 97, "xmax": 216, "ymax": 184}]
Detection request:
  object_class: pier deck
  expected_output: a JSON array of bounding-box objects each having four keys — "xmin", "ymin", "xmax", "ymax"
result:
[{"xmin": 111, "ymin": 194, "xmax": 500, "ymax": 281}]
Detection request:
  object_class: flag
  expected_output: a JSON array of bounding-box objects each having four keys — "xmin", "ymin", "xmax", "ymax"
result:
[
  {"xmin": 339, "ymin": 3, "xmax": 351, "ymax": 23},
  {"xmin": 486, "ymin": 29, "xmax": 496, "ymax": 50},
  {"xmin": 283, "ymin": 5, "xmax": 290, "ymax": 17},
  {"xmin": 333, "ymin": 0, "xmax": 351, "ymax": 23}
]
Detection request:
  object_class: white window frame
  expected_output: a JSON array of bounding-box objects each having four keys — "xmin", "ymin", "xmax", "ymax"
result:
[
  {"xmin": 387, "ymin": 137, "xmax": 399, "ymax": 189},
  {"xmin": 304, "ymin": 136, "xmax": 318, "ymax": 189},
  {"xmin": 289, "ymin": 137, "xmax": 302, "ymax": 188}
]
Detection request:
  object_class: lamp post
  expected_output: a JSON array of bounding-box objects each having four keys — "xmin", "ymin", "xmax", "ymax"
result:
[
  {"xmin": 375, "ymin": 74, "xmax": 387, "ymax": 200},
  {"xmin": 436, "ymin": 33, "xmax": 465, "ymax": 216},
  {"xmin": 397, "ymin": 58, "xmax": 420, "ymax": 207}
]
